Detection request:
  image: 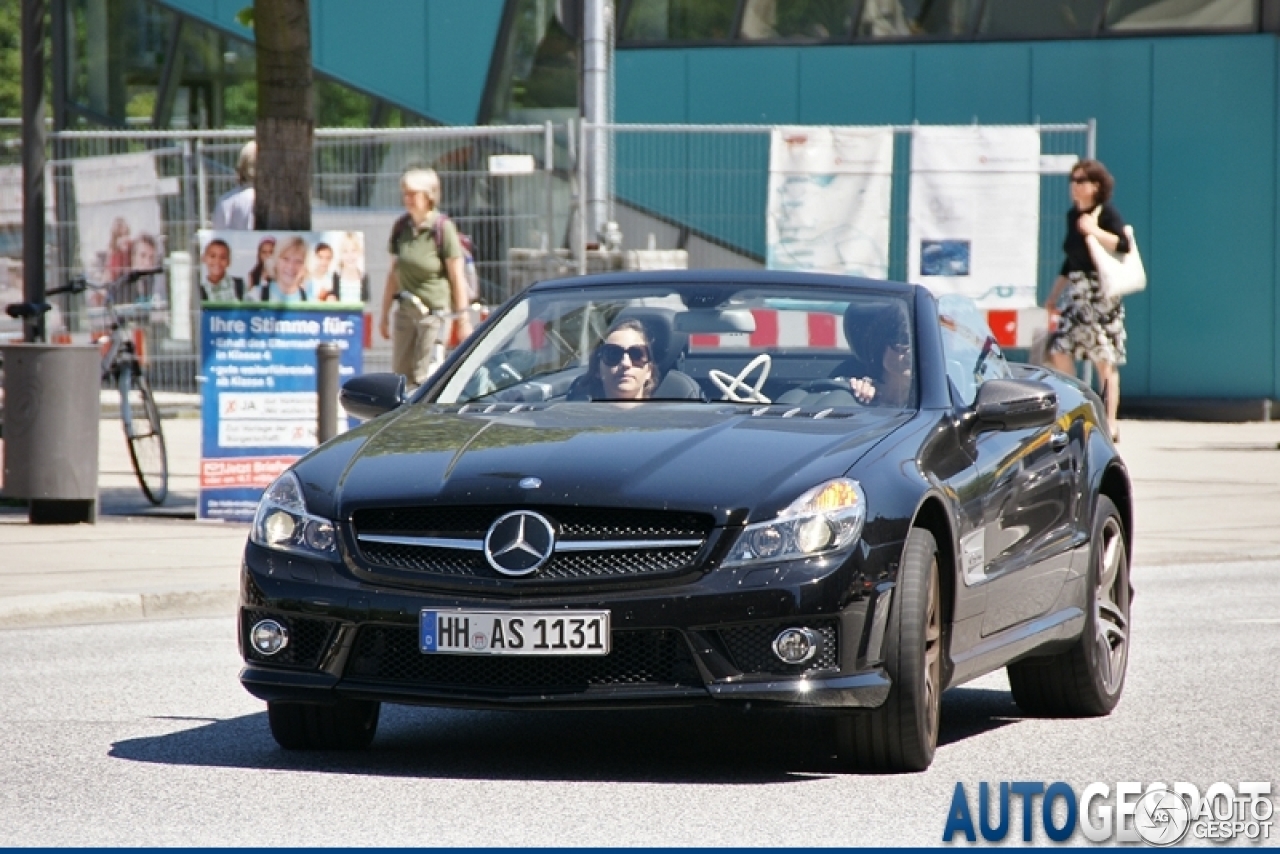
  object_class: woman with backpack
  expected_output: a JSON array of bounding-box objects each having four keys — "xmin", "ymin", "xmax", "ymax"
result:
[{"xmin": 378, "ymin": 168, "xmax": 473, "ymax": 390}]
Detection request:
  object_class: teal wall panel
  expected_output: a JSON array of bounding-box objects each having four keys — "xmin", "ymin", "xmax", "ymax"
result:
[
  {"xmin": 314, "ymin": 0, "xmax": 428, "ymax": 111},
  {"xmin": 686, "ymin": 49, "xmax": 800, "ymax": 123},
  {"xmin": 425, "ymin": 2, "xmax": 505, "ymax": 125},
  {"xmin": 617, "ymin": 50, "xmax": 689, "ymax": 121},
  {"xmin": 158, "ymin": 0, "xmax": 503, "ymax": 125},
  {"xmin": 1149, "ymin": 37, "xmax": 1276, "ymax": 398},
  {"xmin": 914, "ymin": 43, "xmax": 1032, "ymax": 124},
  {"xmin": 798, "ymin": 46, "xmax": 915, "ymax": 124},
  {"xmin": 614, "ymin": 34, "xmax": 1280, "ymax": 402}
]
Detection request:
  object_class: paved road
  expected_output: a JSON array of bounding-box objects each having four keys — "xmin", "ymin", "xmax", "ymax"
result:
[{"xmin": 0, "ymin": 557, "xmax": 1275, "ymax": 846}]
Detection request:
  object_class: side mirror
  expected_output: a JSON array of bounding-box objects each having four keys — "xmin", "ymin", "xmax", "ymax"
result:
[
  {"xmin": 340, "ymin": 373, "xmax": 406, "ymax": 420},
  {"xmin": 972, "ymin": 379, "xmax": 1057, "ymax": 432}
]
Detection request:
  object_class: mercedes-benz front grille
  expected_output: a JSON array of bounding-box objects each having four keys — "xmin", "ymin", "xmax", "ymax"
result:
[{"xmin": 350, "ymin": 505, "xmax": 713, "ymax": 581}]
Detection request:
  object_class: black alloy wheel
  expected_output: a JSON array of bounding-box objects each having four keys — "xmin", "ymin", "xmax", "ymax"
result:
[
  {"xmin": 837, "ymin": 526, "xmax": 943, "ymax": 772},
  {"xmin": 1007, "ymin": 494, "xmax": 1131, "ymax": 716}
]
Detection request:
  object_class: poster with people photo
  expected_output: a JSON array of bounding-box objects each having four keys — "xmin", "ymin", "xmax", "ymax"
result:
[
  {"xmin": 71, "ymin": 153, "xmax": 170, "ymax": 309},
  {"xmin": 196, "ymin": 229, "xmax": 368, "ymax": 305}
]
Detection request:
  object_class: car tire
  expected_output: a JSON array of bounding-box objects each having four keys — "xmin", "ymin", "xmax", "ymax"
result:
[
  {"xmin": 836, "ymin": 526, "xmax": 943, "ymax": 772},
  {"xmin": 1007, "ymin": 495, "xmax": 1131, "ymax": 717},
  {"xmin": 267, "ymin": 699, "xmax": 381, "ymax": 750}
]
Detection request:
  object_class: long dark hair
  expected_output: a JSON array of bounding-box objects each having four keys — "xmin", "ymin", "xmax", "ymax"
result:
[{"xmin": 585, "ymin": 318, "xmax": 657, "ymax": 399}]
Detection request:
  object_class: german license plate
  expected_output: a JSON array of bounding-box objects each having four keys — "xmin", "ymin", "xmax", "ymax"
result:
[{"xmin": 420, "ymin": 609, "xmax": 611, "ymax": 656}]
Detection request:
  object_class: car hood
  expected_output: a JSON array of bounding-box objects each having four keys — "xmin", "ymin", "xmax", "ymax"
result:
[{"xmin": 297, "ymin": 402, "xmax": 911, "ymax": 525}]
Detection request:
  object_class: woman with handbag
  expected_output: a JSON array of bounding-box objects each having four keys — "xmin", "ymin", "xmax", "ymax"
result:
[{"xmin": 1043, "ymin": 159, "xmax": 1131, "ymax": 441}]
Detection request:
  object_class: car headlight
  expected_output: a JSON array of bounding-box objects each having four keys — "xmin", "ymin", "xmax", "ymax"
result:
[
  {"xmin": 250, "ymin": 471, "xmax": 338, "ymax": 557},
  {"xmin": 723, "ymin": 478, "xmax": 867, "ymax": 568}
]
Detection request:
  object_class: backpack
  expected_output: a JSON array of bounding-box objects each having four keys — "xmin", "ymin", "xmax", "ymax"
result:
[{"xmin": 391, "ymin": 211, "xmax": 478, "ymax": 302}]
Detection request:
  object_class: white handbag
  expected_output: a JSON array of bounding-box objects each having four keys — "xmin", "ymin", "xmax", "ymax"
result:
[{"xmin": 1086, "ymin": 219, "xmax": 1147, "ymax": 299}]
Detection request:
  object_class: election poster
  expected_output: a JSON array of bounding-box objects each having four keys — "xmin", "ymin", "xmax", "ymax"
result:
[
  {"xmin": 196, "ymin": 229, "xmax": 368, "ymax": 306},
  {"xmin": 71, "ymin": 152, "xmax": 174, "ymax": 307},
  {"xmin": 198, "ymin": 231, "xmax": 366, "ymax": 522},
  {"xmin": 908, "ymin": 126, "xmax": 1041, "ymax": 309},
  {"xmin": 766, "ymin": 127, "xmax": 894, "ymax": 278}
]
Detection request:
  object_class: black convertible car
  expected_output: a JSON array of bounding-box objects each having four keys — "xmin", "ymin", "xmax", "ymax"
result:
[{"xmin": 239, "ymin": 270, "xmax": 1133, "ymax": 772}]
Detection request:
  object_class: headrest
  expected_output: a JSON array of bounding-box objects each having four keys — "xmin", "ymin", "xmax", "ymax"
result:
[{"xmin": 614, "ymin": 307, "xmax": 689, "ymax": 374}]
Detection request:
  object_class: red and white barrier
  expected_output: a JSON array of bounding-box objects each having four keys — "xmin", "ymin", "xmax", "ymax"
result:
[{"xmin": 687, "ymin": 307, "xmax": 1047, "ymax": 350}]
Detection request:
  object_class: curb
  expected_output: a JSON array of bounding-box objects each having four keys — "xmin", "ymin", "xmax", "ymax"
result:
[{"xmin": 0, "ymin": 587, "xmax": 238, "ymax": 629}]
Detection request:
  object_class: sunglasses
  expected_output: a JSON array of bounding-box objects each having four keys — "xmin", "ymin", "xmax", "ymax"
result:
[
  {"xmin": 1070, "ymin": 176, "xmax": 1092, "ymax": 185},
  {"xmin": 600, "ymin": 343, "xmax": 651, "ymax": 368}
]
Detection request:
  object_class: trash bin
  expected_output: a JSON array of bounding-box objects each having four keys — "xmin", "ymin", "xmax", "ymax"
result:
[{"xmin": 0, "ymin": 344, "xmax": 100, "ymax": 524}]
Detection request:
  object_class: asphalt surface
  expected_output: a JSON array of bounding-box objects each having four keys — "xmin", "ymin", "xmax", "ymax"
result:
[
  {"xmin": 0, "ymin": 412, "xmax": 1278, "ymax": 629},
  {"xmin": 0, "ymin": 556, "xmax": 1275, "ymax": 846},
  {"xmin": 1, "ymin": 411, "xmax": 1278, "ymax": 845}
]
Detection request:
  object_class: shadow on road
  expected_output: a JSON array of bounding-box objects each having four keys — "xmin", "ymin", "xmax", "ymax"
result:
[{"xmin": 109, "ymin": 686, "xmax": 1020, "ymax": 782}]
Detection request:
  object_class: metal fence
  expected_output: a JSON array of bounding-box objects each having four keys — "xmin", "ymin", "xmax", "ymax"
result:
[
  {"xmin": 2, "ymin": 120, "xmax": 1092, "ymax": 391},
  {"xmin": 589, "ymin": 121, "xmax": 1094, "ymax": 297}
]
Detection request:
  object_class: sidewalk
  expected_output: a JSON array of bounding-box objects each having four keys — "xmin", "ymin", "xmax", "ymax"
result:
[{"xmin": 1, "ymin": 416, "xmax": 1279, "ymax": 628}]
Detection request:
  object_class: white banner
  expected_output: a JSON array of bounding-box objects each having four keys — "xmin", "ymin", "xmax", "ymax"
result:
[
  {"xmin": 767, "ymin": 127, "xmax": 894, "ymax": 278},
  {"xmin": 71, "ymin": 153, "xmax": 166, "ymax": 305},
  {"xmin": 909, "ymin": 126, "xmax": 1041, "ymax": 309}
]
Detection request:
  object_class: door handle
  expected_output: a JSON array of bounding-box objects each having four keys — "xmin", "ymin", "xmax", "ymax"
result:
[{"xmin": 1050, "ymin": 430, "xmax": 1069, "ymax": 451}]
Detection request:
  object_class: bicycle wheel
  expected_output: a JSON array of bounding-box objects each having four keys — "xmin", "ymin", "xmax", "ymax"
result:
[{"xmin": 119, "ymin": 365, "xmax": 169, "ymax": 505}]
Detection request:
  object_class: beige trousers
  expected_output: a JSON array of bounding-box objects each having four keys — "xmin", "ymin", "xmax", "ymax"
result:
[{"xmin": 391, "ymin": 294, "xmax": 444, "ymax": 389}]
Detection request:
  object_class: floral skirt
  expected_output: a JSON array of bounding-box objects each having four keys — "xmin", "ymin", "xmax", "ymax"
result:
[{"xmin": 1049, "ymin": 272, "xmax": 1127, "ymax": 366}]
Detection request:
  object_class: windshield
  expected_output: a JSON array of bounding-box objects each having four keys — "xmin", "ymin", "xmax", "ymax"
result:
[{"xmin": 435, "ymin": 282, "xmax": 917, "ymax": 410}]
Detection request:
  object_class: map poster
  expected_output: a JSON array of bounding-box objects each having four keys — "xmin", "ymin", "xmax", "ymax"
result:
[
  {"xmin": 198, "ymin": 305, "xmax": 363, "ymax": 522},
  {"xmin": 908, "ymin": 126, "xmax": 1041, "ymax": 309},
  {"xmin": 766, "ymin": 127, "xmax": 894, "ymax": 278}
]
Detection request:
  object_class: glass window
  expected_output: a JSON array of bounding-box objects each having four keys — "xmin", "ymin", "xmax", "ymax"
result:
[
  {"xmin": 937, "ymin": 295, "xmax": 1011, "ymax": 407},
  {"xmin": 855, "ymin": 0, "xmax": 980, "ymax": 38},
  {"xmin": 978, "ymin": 0, "xmax": 1104, "ymax": 36},
  {"xmin": 1106, "ymin": 0, "xmax": 1256, "ymax": 31},
  {"xmin": 485, "ymin": 0, "xmax": 579, "ymax": 124},
  {"xmin": 622, "ymin": 0, "xmax": 739, "ymax": 42},
  {"xmin": 739, "ymin": 0, "xmax": 860, "ymax": 40},
  {"xmin": 436, "ymin": 282, "xmax": 917, "ymax": 410}
]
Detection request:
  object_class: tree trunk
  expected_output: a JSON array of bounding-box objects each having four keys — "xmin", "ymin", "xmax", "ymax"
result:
[{"xmin": 253, "ymin": 0, "xmax": 313, "ymax": 231}]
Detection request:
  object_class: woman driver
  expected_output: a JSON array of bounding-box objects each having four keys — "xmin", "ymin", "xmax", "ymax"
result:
[{"xmin": 588, "ymin": 319, "xmax": 656, "ymax": 400}]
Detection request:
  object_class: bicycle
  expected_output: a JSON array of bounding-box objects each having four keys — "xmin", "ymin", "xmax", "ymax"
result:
[{"xmin": 25, "ymin": 268, "xmax": 170, "ymax": 505}]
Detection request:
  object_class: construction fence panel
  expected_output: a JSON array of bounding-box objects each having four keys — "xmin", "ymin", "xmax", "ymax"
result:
[
  {"xmin": 596, "ymin": 122, "xmax": 1094, "ymax": 347},
  {"xmin": 6, "ymin": 120, "xmax": 1089, "ymax": 390},
  {"xmin": 36, "ymin": 125, "xmax": 564, "ymax": 389}
]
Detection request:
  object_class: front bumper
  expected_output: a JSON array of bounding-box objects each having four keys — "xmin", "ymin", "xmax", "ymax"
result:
[{"xmin": 238, "ymin": 540, "xmax": 897, "ymax": 711}]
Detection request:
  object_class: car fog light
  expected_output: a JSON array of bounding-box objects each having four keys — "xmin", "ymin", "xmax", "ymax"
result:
[
  {"xmin": 250, "ymin": 619, "xmax": 289, "ymax": 656},
  {"xmin": 264, "ymin": 510, "xmax": 296, "ymax": 546},
  {"xmin": 772, "ymin": 627, "xmax": 820, "ymax": 664},
  {"xmin": 795, "ymin": 516, "xmax": 834, "ymax": 553},
  {"xmin": 303, "ymin": 519, "xmax": 335, "ymax": 552}
]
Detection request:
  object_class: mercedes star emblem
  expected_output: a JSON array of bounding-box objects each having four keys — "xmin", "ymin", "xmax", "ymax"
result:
[{"xmin": 483, "ymin": 510, "xmax": 556, "ymax": 576}]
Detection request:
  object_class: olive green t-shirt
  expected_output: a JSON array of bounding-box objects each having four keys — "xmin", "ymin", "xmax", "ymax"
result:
[{"xmin": 388, "ymin": 210, "xmax": 462, "ymax": 310}]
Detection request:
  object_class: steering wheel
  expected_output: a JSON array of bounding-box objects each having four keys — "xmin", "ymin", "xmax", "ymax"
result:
[{"xmin": 709, "ymin": 354, "xmax": 772, "ymax": 403}]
